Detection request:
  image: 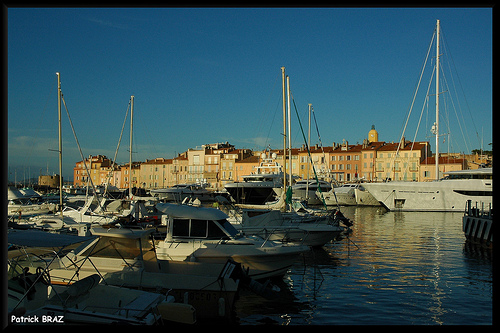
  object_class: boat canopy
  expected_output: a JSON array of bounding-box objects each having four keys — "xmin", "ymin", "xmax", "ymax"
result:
[
  {"xmin": 90, "ymin": 227, "xmax": 154, "ymax": 239},
  {"xmin": 156, "ymin": 203, "xmax": 229, "ymax": 221},
  {"xmin": 8, "ymin": 229, "xmax": 95, "ymax": 248}
]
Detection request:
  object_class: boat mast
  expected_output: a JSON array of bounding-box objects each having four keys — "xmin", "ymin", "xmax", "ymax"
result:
[
  {"xmin": 56, "ymin": 72, "xmax": 63, "ymax": 218},
  {"xmin": 435, "ymin": 19, "xmax": 440, "ymax": 180},
  {"xmin": 129, "ymin": 95, "xmax": 134, "ymax": 199},
  {"xmin": 281, "ymin": 67, "xmax": 287, "ymax": 190},
  {"xmin": 306, "ymin": 103, "xmax": 312, "ymax": 200},
  {"xmin": 287, "ymin": 75, "xmax": 292, "ymax": 188}
]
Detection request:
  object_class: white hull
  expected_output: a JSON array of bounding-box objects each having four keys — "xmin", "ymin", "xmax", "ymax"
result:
[
  {"xmin": 354, "ymin": 187, "xmax": 380, "ymax": 206},
  {"xmin": 362, "ymin": 175, "xmax": 492, "ymax": 212},
  {"xmin": 155, "ymin": 239, "xmax": 307, "ymax": 280}
]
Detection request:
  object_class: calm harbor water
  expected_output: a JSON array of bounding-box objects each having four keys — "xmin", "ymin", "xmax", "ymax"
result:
[{"xmin": 233, "ymin": 206, "xmax": 493, "ymax": 325}]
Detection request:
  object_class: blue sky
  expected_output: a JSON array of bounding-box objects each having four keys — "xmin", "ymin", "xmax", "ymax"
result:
[{"xmin": 7, "ymin": 7, "xmax": 492, "ymax": 181}]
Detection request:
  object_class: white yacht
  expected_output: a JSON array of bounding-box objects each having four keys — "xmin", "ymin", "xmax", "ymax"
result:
[
  {"xmin": 150, "ymin": 183, "xmax": 214, "ymax": 202},
  {"xmin": 154, "ymin": 203, "xmax": 310, "ymax": 279},
  {"xmin": 286, "ymin": 179, "xmax": 332, "ymax": 205},
  {"xmin": 362, "ymin": 168, "xmax": 492, "ymax": 212},
  {"xmin": 224, "ymin": 152, "xmax": 286, "ymax": 205},
  {"xmin": 323, "ymin": 184, "xmax": 357, "ymax": 206}
]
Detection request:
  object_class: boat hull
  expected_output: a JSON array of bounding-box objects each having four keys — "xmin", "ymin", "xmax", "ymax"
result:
[
  {"xmin": 155, "ymin": 241, "xmax": 309, "ymax": 280},
  {"xmin": 362, "ymin": 179, "xmax": 492, "ymax": 211}
]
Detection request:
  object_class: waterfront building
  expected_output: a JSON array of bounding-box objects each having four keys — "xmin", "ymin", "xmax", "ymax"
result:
[
  {"xmin": 374, "ymin": 138, "xmax": 431, "ymax": 181},
  {"xmin": 73, "ymin": 155, "xmax": 114, "ymax": 188},
  {"xmin": 170, "ymin": 154, "xmax": 189, "ymax": 187},
  {"xmin": 140, "ymin": 157, "xmax": 172, "ymax": 189},
  {"xmin": 220, "ymin": 148, "xmax": 253, "ymax": 187},
  {"xmin": 203, "ymin": 143, "xmax": 235, "ymax": 190},
  {"xmin": 298, "ymin": 144, "xmax": 333, "ymax": 182},
  {"xmin": 235, "ymin": 154, "xmax": 261, "ymax": 181},
  {"xmin": 328, "ymin": 140, "xmax": 363, "ymax": 182},
  {"xmin": 359, "ymin": 140, "xmax": 385, "ymax": 182},
  {"xmin": 420, "ymin": 156, "xmax": 467, "ymax": 181},
  {"xmin": 71, "ymin": 135, "xmax": 487, "ymax": 190},
  {"xmin": 120, "ymin": 162, "xmax": 141, "ymax": 190}
]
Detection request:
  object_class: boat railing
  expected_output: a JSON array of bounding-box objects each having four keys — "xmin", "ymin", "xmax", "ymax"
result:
[{"xmin": 239, "ymin": 226, "xmax": 306, "ymax": 247}]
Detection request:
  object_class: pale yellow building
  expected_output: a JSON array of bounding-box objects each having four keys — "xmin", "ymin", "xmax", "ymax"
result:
[
  {"xmin": 420, "ymin": 156, "xmax": 467, "ymax": 181},
  {"xmin": 140, "ymin": 158, "xmax": 172, "ymax": 189},
  {"xmin": 375, "ymin": 138, "xmax": 431, "ymax": 181}
]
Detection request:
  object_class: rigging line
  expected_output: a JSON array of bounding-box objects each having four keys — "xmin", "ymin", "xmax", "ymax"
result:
[
  {"xmin": 61, "ymin": 94, "xmax": 104, "ymax": 210},
  {"xmin": 441, "ymin": 28, "xmax": 481, "ymax": 149},
  {"xmin": 399, "ymin": 30, "xmax": 435, "ymax": 147},
  {"xmin": 403, "ymin": 67, "xmax": 435, "ymax": 177},
  {"xmin": 311, "ymin": 106, "xmax": 329, "ymax": 177},
  {"xmin": 391, "ymin": 29, "xmax": 435, "ymax": 173},
  {"xmin": 104, "ymin": 100, "xmax": 130, "ymax": 188},
  {"xmin": 290, "ymin": 93, "xmax": 327, "ymax": 210},
  {"xmin": 439, "ymin": 46, "xmax": 472, "ymax": 153}
]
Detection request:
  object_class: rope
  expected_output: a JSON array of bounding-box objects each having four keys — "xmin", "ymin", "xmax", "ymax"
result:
[
  {"xmin": 290, "ymin": 94, "xmax": 327, "ymax": 210},
  {"xmin": 61, "ymin": 94, "xmax": 104, "ymax": 211}
]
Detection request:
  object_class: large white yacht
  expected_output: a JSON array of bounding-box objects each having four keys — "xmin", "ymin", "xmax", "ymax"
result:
[
  {"xmin": 224, "ymin": 152, "xmax": 285, "ymax": 205},
  {"xmin": 362, "ymin": 168, "xmax": 492, "ymax": 212}
]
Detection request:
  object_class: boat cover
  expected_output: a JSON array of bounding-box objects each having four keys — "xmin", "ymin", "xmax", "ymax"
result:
[{"xmin": 7, "ymin": 229, "xmax": 95, "ymax": 248}]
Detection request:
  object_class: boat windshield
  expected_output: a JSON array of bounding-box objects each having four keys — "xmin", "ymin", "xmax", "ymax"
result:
[
  {"xmin": 80, "ymin": 236, "xmax": 150, "ymax": 259},
  {"xmin": 444, "ymin": 173, "xmax": 493, "ymax": 180},
  {"xmin": 218, "ymin": 219, "xmax": 239, "ymax": 238}
]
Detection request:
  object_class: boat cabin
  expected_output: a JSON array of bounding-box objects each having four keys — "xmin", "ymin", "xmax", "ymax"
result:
[{"xmin": 157, "ymin": 203, "xmax": 240, "ymax": 242}]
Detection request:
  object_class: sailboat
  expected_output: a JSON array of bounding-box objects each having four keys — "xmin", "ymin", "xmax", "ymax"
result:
[
  {"xmin": 220, "ymin": 68, "xmax": 351, "ymax": 247},
  {"xmin": 16, "ymin": 73, "xmax": 118, "ymax": 232},
  {"xmin": 362, "ymin": 20, "xmax": 493, "ymax": 212}
]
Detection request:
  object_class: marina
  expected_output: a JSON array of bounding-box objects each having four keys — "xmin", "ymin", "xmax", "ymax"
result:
[
  {"xmin": 7, "ymin": 10, "xmax": 492, "ymax": 327},
  {"xmin": 234, "ymin": 206, "xmax": 493, "ymax": 325},
  {"xmin": 8, "ymin": 200, "xmax": 492, "ymax": 325}
]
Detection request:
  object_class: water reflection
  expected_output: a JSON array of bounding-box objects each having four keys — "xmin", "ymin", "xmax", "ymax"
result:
[{"xmin": 234, "ymin": 207, "xmax": 492, "ymax": 325}]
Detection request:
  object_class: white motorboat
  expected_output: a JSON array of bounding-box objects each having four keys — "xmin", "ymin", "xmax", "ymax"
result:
[
  {"xmin": 24, "ymin": 196, "xmax": 118, "ymax": 231},
  {"xmin": 276, "ymin": 179, "xmax": 332, "ymax": 205},
  {"xmin": 235, "ymin": 209, "xmax": 346, "ymax": 247},
  {"xmin": 362, "ymin": 168, "xmax": 493, "ymax": 212},
  {"xmin": 7, "ymin": 229, "xmax": 183, "ymax": 325},
  {"xmin": 323, "ymin": 184, "xmax": 357, "ymax": 206},
  {"xmin": 8, "ymin": 187, "xmax": 57, "ymax": 217},
  {"xmin": 154, "ymin": 202, "xmax": 310, "ymax": 280},
  {"xmin": 19, "ymin": 227, "xmax": 245, "ymax": 319},
  {"xmin": 354, "ymin": 184, "xmax": 380, "ymax": 206}
]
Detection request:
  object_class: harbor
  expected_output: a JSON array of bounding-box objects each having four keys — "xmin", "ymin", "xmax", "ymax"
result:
[
  {"xmin": 7, "ymin": 196, "xmax": 493, "ymax": 325},
  {"xmin": 7, "ymin": 8, "xmax": 492, "ymax": 327},
  {"xmin": 235, "ymin": 206, "xmax": 493, "ymax": 325}
]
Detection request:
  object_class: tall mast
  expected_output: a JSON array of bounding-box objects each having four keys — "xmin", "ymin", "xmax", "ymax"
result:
[
  {"xmin": 281, "ymin": 67, "xmax": 287, "ymax": 190},
  {"xmin": 56, "ymin": 72, "xmax": 63, "ymax": 218},
  {"xmin": 306, "ymin": 103, "xmax": 312, "ymax": 200},
  {"xmin": 435, "ymin": 19, "xmax": 440, "ymax": 180},
  {"xmin": 129, "ymin": 95, "xmax": 134, "ymax": 199},
  {"xmin": 287, "ymin": 75, "xmax": 292, "ymax": 188}
]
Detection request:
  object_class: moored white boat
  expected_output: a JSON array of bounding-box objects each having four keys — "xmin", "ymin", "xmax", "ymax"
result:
[
  {"xmin": 8, "ymin": 229, "xmax": 183, "ymax": 325},
  {"xmin": 362, "ymin": 168, "xmax": 492, "ymax": 212},
  {"xmin": 154, "ymin": 202, "xmax": 310, "ymax": 279}
]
